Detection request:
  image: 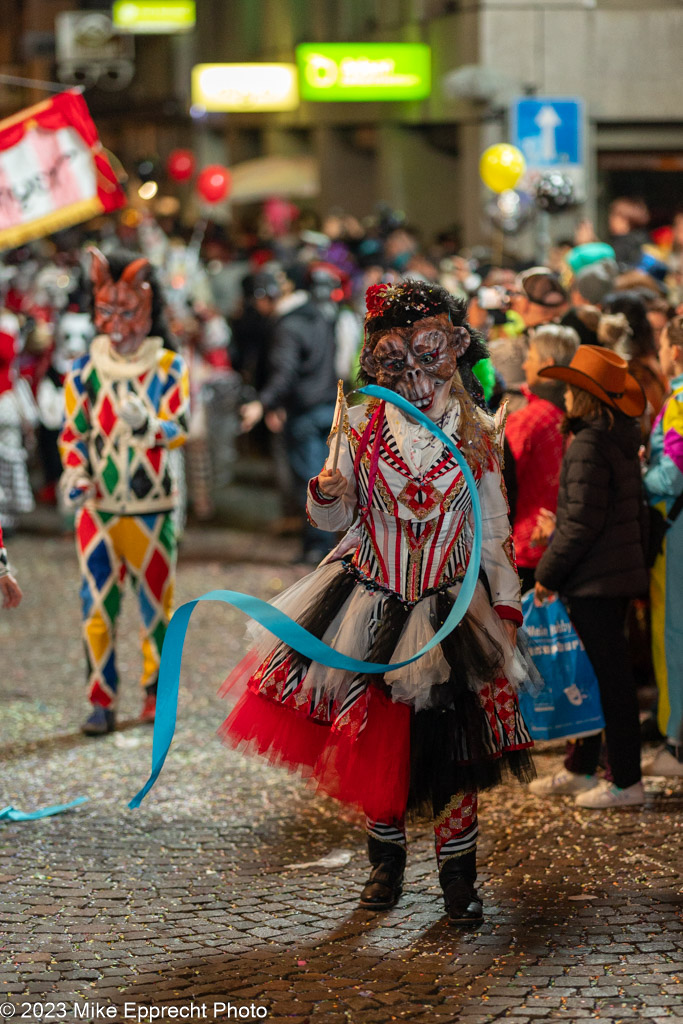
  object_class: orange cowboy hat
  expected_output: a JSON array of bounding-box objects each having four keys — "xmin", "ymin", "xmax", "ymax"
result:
[{"xmin": 538, "ymin": 344, "xmax": 646, "ymax": 417}]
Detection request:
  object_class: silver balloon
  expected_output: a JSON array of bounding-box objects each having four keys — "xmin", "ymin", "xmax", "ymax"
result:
[
  {"xmin": 486, "ymin": 189, "xmax": 534, "ymax": 234},
  {"xmin": 534, "ymin": 172, "xmax": 576, "ymax": 214}
]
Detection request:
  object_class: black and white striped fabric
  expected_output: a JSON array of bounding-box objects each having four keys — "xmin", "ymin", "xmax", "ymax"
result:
[{"xmin": 365, "ymin": 817, "xmax": 407, "ymax": 849}]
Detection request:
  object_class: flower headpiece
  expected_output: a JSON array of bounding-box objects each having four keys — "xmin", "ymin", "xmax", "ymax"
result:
[
  {"xmin": 365, "ymin": 283, "xmax": 391, "ymax": 316},
  {"xmin": 363, "ymin": 279, "xmax": 457, "ymax": 335}
]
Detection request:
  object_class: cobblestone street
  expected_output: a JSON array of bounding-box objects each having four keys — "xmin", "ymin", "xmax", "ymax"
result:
[{"xmin": 1, "ymin": 531, "xmax": 682, "ymax": 1024}]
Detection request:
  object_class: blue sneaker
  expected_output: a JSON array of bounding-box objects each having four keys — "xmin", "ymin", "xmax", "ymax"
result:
[{"xmin": 81, "ymin": 705, "xmax": 116, "ymax": 736}]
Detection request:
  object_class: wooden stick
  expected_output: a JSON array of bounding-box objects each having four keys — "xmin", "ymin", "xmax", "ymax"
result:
[{"xmin": 331, "ymin": 379, "xmax": 346, "ymax": 472}]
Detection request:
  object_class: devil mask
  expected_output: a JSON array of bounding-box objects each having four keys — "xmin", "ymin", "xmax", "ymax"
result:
[
  {"xmin": 359, "ymin": 281, "xmax": 472, "ymax": 418},
  {"xmin": 90, "ymin": 248, "xmax": 153, "ymax": 356}
]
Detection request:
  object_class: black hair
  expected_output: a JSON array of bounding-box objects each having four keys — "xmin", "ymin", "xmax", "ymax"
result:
[
  {"xmin": 560, "ymin": 307, "xmax": 599, "ymax": 347},
  {"xmin": 282, "ymin": 261, "xmax": 309, "ymax": 292},
  {"xmin": 602, "ymin": 290, "xmax": 656, "ymax": 359},
  {"xmin": 241, "ymin": 270, "xmax": 281, "ymax": 301}
]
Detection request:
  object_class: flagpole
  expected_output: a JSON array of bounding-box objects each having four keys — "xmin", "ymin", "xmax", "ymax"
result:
[
  {"xmin": 331, "ymin": 379, "xmax": 347, "ymax": 473},
  {"xmin": 0, "ymin": 75, "xmax": 83, "ymax": 94}
]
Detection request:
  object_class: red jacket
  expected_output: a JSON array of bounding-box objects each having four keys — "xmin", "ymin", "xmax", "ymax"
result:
[
  {"xmin": 0, "ymin": 331, "xmax": 15, "ymax": 394},
  {"xmin": 506, "ymin": 387, "xmax": 565, "ymax": 568}
]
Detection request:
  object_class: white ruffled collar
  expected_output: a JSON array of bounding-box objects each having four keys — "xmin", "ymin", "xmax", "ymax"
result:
[
  {"xmin": 384, "ymin": 395, "xmax": 461, "ymax": 477},
  {"xmin": 90, "ymin": 335, "xmax": 162, "ymax": 378}
]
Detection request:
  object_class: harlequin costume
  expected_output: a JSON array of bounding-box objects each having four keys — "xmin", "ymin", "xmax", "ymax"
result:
[
  {"xmin": 58, "ymin": 250, "xmax": 189, "ymax": 736},
  {"xmin": 220, "ymin": 281, "xmax": 537, "ymax": 925}
]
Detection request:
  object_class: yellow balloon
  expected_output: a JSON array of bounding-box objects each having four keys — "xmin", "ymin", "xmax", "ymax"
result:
[{"xmin": 479, "ymin": 144, "xmax": 526, "ymax": 193}]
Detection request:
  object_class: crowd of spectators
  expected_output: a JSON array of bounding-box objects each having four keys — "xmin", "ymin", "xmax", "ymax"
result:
[{"xmin": 1, "ymin": 194, "xmax": 682, "ymax": 787}]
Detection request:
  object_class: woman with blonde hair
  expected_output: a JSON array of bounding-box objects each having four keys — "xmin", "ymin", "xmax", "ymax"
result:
[{"xmin": 506, "ymin": 324, "xmax": 578, "ymax": 593}]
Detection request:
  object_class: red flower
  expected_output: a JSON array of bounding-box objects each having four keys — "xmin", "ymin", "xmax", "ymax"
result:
[{"xmin": 365, "ymin": 283, "xmax": 389, "ymax": 315}]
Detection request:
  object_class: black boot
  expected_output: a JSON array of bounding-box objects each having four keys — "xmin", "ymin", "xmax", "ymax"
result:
[
  {"xmin": 439, "ymin": 852, "xmax": 483, "ymax": 927},
  {"xmin": 359, "ymin": 836, "xmax": 406, "ymax": 910}
]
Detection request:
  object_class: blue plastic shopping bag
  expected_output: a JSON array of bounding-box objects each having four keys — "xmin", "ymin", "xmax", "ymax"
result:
[{"xmin": 518, "ymin": 592, "xmax": 605, "ymax": 740}]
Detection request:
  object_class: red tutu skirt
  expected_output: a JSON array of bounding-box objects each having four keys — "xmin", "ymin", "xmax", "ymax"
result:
[
  {"xmin": 220, "ymin": 684, "xmax": 412, "ymax": 821},
  {"xmin": 218, "ymin": 561, "xmax": 535, "ymax": 822}
]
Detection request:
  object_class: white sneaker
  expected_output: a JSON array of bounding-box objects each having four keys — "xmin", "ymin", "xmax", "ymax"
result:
[
  {"xmin": 528, "ymin": 768, "xmax": 599, "ymax": 797},
  {"xmin": 643, "ymin": 747, "xmax": 683, "ymax": 778},
  {"xmin": 574, "ymin": 779, "xmax": 645, "ymax": 808}
]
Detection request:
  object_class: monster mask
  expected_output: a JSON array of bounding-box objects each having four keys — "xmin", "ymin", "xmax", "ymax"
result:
[
  {"xmin": 90, "ymin": 248, "xmax": 153, "ymax": 356},
  {"xmin": 360, "ymin": 283, "xmax": 471, "ymax": 419}
]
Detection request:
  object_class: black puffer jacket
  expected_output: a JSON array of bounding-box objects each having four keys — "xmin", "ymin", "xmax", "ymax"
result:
[
  {"xmin": 535, "ymin": 412, "xmax": 648, "ymax": 597},
  {"xmin": 259, "ymin": 295, "xmax": 337, "ymax": 414}
]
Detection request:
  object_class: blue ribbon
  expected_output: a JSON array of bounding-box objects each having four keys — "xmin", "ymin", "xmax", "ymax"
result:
[
  {"xmin": 129, "ymin": 385, "xmax": 483, "ymax": 808},
  {"xmin": 1, "ymin": 797, "xmax": 88, "ymax": 822}
]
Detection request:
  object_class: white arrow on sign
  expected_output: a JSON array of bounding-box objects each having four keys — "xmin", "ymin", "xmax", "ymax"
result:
[{"xmin": 535, "ymin": 104, "xmax": 561, "ymax": 162}]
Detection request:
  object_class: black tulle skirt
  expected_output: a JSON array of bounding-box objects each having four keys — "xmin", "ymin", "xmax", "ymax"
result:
[{"xmin": 220, "ymin": 559, "xmax": 536, "ymax": 820}]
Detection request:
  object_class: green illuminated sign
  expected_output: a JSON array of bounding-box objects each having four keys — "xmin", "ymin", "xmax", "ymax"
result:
[
  {"xmin": 296, "ymin": 43, "xmax": 431, "ymax": 102},
  {"xmin": 113, "ymin": 1, "xmax": 196, "ymax": 34}
]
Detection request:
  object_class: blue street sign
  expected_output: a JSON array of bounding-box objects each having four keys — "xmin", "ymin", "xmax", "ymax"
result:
[{"xmin": 511, "ymin": 97, "xmax": 584, "ymax": 169}]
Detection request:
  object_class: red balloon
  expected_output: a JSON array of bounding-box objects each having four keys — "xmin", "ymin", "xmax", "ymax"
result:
[
  {"xmin": 167, "ymin": 149, "xmax": 195, "ymax": 183},
  {"xmin": 196, "ymin": 165, "xmax": 231, "ymax": 204}
]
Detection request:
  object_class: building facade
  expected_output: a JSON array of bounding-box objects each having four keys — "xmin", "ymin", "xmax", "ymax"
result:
[{"xmin": 0, "ymin": 0, "xmax": 681, "ymax": 247}]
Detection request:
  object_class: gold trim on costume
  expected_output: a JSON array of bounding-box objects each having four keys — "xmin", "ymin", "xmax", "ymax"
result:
[
  {"xmin": 502, "ymin": 534, "xmax": 522, "ymax": 602},
  {"xmin": 367, "ymin": 834, "xmax": 406, "ymax": 847},
  {"xmin": 441, "ymin": 473, "xmax": 466, "ymax": 512},
  {"xmin": 439, "ymin": 849, "xmax": 475, "ymax": 870},
  {"xmin": 373, "ymin": 473, "xmax": 395, "ymax": 514},
  {"xmin": 397, "ymin": 480, "xmax": 445, "ymax": 520},
  {"xmin": 401, "ymin": 519, "xmax": 436, "ymax": 562},
  {"xmin": 434, "ymin": 791, "xmax": 467, "ymax": 829}
]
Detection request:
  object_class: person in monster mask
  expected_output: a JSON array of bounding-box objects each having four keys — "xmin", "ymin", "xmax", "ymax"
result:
[
  {"xmin": 219, "ymin": 280, "xmax": 536, "ymax": 926},
  {"xmin": 59, "ymin": 249, "xmax": 189, "ymax": 736}
]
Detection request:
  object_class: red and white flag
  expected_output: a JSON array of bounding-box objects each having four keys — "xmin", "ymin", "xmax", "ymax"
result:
[{"xmin": 0, "ymin": 89, "xmax": 125, "ymax": 250}]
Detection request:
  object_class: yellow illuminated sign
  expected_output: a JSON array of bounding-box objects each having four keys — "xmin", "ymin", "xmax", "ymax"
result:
[
  {"xmin": 296, "ymin": 43, "xmax": 431, "ymax": 102},
  {"xmin": 192, "ymin": 64, "xmax": 299, "ymax": 112},
  {"xmin": 113, "ymin": 1, "xmax": 196, "ymax": 34}
]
